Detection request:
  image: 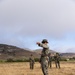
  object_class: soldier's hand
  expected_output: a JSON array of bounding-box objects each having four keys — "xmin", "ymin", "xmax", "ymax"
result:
[{"xmin": 36, "ymin": 42, "xmax": 40, "ymax": 45}]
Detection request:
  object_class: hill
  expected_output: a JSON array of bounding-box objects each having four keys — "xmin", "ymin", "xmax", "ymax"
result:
[
  {"xmin": 33, "ymin": 49, "xmax": 56, "ymax": 54},
  {"xmin": 0, "ymin": 44, "xmax": 40, "ymax": 60},
  {"xmin": 0, "ymin": 44, "xmax": 75, "ymax": 60},
  {"xmin": 34, "ymin": 49, "xmax": 56, "ymax": 55},
  {"xmin": 60, "ymin": 53, "xmax": 75, "ymax": 58},
  {"xmin": 34, "ymin": 49, "xmax": 75, "ymax": 58}
]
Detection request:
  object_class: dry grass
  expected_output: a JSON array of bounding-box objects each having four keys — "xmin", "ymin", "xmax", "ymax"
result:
[{"xmin": 0, "ymin": 62, "xmax": 75, "ymax": 75}]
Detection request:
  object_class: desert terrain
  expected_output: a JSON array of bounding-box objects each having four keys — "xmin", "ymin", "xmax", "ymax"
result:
[{"xmin": 0, "ymin": 62, "xmax": 75, "ymax": 75}]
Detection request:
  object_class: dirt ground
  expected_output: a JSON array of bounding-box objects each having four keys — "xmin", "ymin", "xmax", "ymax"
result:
[{"xmin": 0, "ymin": 62, "xmax": 75, "ymax": 75}]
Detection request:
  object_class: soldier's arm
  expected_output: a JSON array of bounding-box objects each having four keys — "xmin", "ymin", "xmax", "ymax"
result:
[
  {"xmin": 32, "ymin": 58, "xmax": 35, "ymax": 64},
  {"xmin": 34, "ymin": 60, "xmax": 35, "ymax": 64},
  {"xmin": 37, "ymin": 43, "xmax": 49, "ymax": 48},
  {"xmin": 29, "ymin": 58, "xmax": 31, "ymax": 62},
  {"xmin": 58, "ymin": 55, "xmax": 61, "ymax": 60}
]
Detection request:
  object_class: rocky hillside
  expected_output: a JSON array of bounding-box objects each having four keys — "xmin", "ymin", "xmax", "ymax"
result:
[
  {"xmin": 34, "ymin": 49, "xmax": 75, "ymax": 58},
  {"xmin": 33, "ymin": 49, "xmax": 56, "ymax": 54},
  {"xmin": 0, "ymin": 44, "xmax": 75, "ymax": 60},
  {"xmin": 60, "ymin": 53, "xmax": 75, "ymax": 58},
  {"xmin": 0, "ymin": 44, "xmax": 40, "ymax": 60}
]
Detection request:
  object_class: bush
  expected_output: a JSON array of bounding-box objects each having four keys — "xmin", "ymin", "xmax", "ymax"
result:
[
  {"xmin": 14, "ymin": 58, "xmax": 40, "ymax": 62},
  {"xmin": 0, "ymin": 60, "xmax": 5, "ymax": 63},
  {"xmin": 6, "ymin": 58, "xmax": 41, "ymax": 62},
  {"xmin": 34, "ymin": 58, "xmax": 40, "ymax": 62},
  {"xmin": 13, "ymin": 59, "xmax": 29, "ymax": 62},
  {"xmin": 60, "ymin": 58, "xmax": 67, "ymax": 61},
  {"xmin": 14, "ymin": 59, "xmax": 24, "ymax": 62},
  {"xmin": 6, "ymin": 58, "xmax": 14, "ymax": 62}
]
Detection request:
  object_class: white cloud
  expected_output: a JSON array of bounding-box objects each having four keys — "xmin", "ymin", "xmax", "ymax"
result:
[{"xmin": 0, "ymin": 0, "xmax": 75, "ymax": 52}]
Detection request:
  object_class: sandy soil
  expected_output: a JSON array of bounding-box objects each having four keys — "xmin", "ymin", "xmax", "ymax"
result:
[{"xmin": 0, "ymin": 62, "xmax": 75, "ymax": 75}]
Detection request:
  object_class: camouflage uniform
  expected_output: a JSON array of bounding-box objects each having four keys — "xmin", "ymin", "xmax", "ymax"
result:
[
  {"xmin": 48, "ymin": 53, "xmax": 52, "ymax": 68},
  {"xmin": 54, "ymin": 53, "xmax": 60, "ymax": 68},
  {"xmin": 37, "ymin": 39, "xmax": 49, "ymax": 75},
  {"xmin": 29, "ymin": 54, "xmax": 35, "ymax": 70}
]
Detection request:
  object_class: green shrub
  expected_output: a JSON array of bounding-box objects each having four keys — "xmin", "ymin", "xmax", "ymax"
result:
[
  {"xmin": 0, "ymin": 60, "xmax": 5, "ymax": 63},
  {"xmin": 34, "ymin": 58, "xmax": 40, "ymax": 62},
  {"xmin": 6, "ymin": 58, "xmax": 14, "ymax": 62},
  {"xmin": 60, "ymin": 58, "xmax": 67, "ymax": 61},
  {"xmin": 13, "ymin": 59, "xmax": 29, "ymax": 62}
]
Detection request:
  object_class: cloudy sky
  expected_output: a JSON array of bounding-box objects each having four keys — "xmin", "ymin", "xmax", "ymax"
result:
[{"xmin": 0, "ymin": 0, "xmax": 75, "ymax": 53}]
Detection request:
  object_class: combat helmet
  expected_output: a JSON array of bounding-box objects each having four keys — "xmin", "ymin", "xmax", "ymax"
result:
[{"xmin": 41, "ymin": 39, "xmax": 48, "ymax": 43}]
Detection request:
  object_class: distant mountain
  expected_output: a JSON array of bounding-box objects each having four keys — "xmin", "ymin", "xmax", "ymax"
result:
[
  {"xmin": 34, "ymin": 49, "xmax": 75, "ymax": 58},
  {"xmin": 33, "ymin": 49, "xmax": 56, "ymax": 54},
  {"xmin": 0, "ymin": 44, "xmax": 40, "ymax": 60},
  {"xmin": 60, "ymin": 53, "xmax": 75, "ymax": 58},
  {"xmin": 66, "ymin": 48, "xmax": 75, "ymax": 53},
  {"xmin": 0, "ymin": 44, "xmax": 75, "ymax": 60}
]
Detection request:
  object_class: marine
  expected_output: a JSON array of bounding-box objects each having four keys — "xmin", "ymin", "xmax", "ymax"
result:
[
  {"xmin": 29, "ymin": 54, "xmax": 35, "ymax": 70},
  {"xmin": 54, "ymin": 53, "xmax": 60, "ymax": 68},
  {"xmin": 36, "ymin": 39, "xmax": 49, "ymax": 75}
]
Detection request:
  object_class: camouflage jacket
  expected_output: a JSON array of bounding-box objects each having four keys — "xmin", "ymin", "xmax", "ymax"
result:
[
  {"xmin": 48, "ymin": 56, "xmax": 52, "ymax": 62},
  {"xmin": 38, "ymin": 43, "xmax": 49, "ymax": 56},
  {"xmin": 38, "ymin": 43, "xmax": 49, "ymax": 62},
  {"xmin": 54, "ymin": 54, "xmax": 60, "ymax": 61},
  {"xmin": 29, "ymin": 57, "xmax": 35, "ymax": 63}
]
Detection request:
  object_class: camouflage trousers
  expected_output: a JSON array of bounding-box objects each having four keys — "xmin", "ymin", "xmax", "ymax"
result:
[
  {"xmin": 48, "ymin": 61, "xmax": 52, "ymax": 68},
  {"xmin": 30, "ymin": 62, "xmax": 34, "ymax": 69},
  {"xmin": 41, "ymin": 60, "xmax": 48, "ymax": 75},
  {"xmin": 55, "ymin": 60, "xmax": 60, "ymax": 68}
]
